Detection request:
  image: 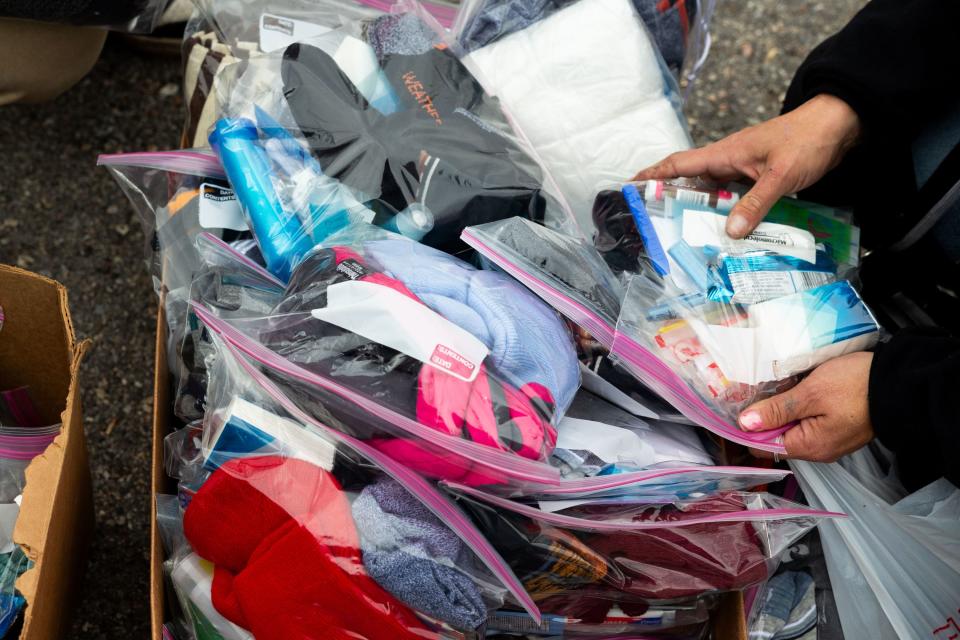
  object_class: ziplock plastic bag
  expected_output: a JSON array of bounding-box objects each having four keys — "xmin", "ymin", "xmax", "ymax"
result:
[
  {"xmin": 461, "ymin": 217, "xmax": 722, "ymax": 440},
  {"xmin": 98, "ymin": 150, "xmax": 257, "ymax": 296},
  {"xmin": 601, "ymin": 182, "xmax": 879, "ymax": 449},
  {"xmin": 549, "ymin": 388, "xmax": 713, "ymax": 478},
  {"xmin": 485, "ymin": 598, "xmax": 715, "ymax": 637},
  {"xmin": 193, "ymin": 228, "xmax": 580, "ymax": 485},
  {"xmin": 185, "ymin": 327, "xmax": 543, "ymax": 631},
  {"xmin": 463, "ymin": 217, "xmax": 624, "ymax": 348},
  {"xmin": 595, "ymin": 180, "xmax": 861, "ymax": 280},
  {"xmin": 204, "ymin": 15, "xmax": 575, "ymax": 279},
  {"xmin": 458, "ymin": 0, "xmax": 691, "ymax": 238},
  {"xmin": 182, "ymin": 0, "xmax": 460, "ymax": 146},
  {"xmin": 452, "ymin": 0, "xmax": 715, "ymax": 85},
  {"xmin": 0, "ymin": 388, "xmax": 60, "ymax": 463},
  {"xmin": 170, "ymin": 232, "xmax": 285, "ymax": 422},
  {"xmin": 791, "ymin": 449, "xmax": 960, "ymax": 640},
  {"xmin": 0, "ymin": 396, "xmax": 52, "ymax": 637},
  {"xmin": 193, "ymin": 0, "xmax": 458, "ymax": 48},
  {"xmin": 613, "ymin": 277, "xmax": 879, "ymax": 430},
  {"xmin": 493, "ymin": 466, "xmax": 791, "ymax": 502},
  {"xmin": 444, "ymin": 483, "xmax": 839, "ymax": 618}
]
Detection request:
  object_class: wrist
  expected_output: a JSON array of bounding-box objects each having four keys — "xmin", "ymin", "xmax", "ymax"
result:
[{"xmin": 807, "ymin": 93, "xmax": 861, "ymax": 153}]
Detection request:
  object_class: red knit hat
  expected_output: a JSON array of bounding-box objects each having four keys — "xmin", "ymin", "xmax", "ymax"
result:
[{"xmin": 183, "ymin": 455, "xmax": 437, "ymax": 639}]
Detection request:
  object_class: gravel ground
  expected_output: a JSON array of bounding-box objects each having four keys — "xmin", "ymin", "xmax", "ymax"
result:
[{"xmin": 0, "ymin": 1, "xmax": 865, "ymax": 637}]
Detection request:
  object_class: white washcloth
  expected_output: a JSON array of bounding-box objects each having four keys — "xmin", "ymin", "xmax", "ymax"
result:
[{"xmin": 465, "ymin": 0, "xmax": 690, "ymax": 234}]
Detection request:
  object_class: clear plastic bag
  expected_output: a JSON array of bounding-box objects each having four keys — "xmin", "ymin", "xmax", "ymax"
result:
[
  {"xmin": 98, "ymin": 150, "xmax": 258, "ymax": 297},
  {"xmin": 443, "ymin": 482, "xmax": 840, "ymax": 618},
  {"xmin": 193, "ymin": 228, "xmax": 581, "ymax": 485},
  {"xmin": 493, "ymin": 465, "xmax": 792, "ymax": 502},
  {"xmin": 181, "ymin": 0, "xmax": 461, "ymax": 146},
  {"xmin": 596, "ymin": 182, "xmax": 879, "ymax": 450},
  {"xmin": 0, "ymin": 404, "xmax": 54, "ymax": 636},
  {"xmin": 463, "ymin": 217, "xmax": 624, "ymax": 348},
  {"xmin": 595, "ymin": 180, "xmax": 862, "ymax": 280},
  {"xmin": 791, "ymin": 449, "xmax": 960, "ymax": 640},
  {"xmin": 203, "ymin": 16, "xmax": 575, "ymax": 280},
  {"xmin": 548, "ymin": 387, "xmax": 714, "ymax": 479},
  {"xmin": 457, "ymin": 0, "xmax": 692, "ymax": 237},
  {"xmin": 175, "ymin": 329, "xmax": 548, "ymax": 633},
  {"xmin": 169, "ymin": 232, "xmax": 285, "ymax": 423},
  {"xmin": 452, "ymin": 0, "xmax": 716, "ymax": 86}
]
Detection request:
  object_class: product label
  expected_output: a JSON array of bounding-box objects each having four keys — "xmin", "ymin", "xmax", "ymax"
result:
[
  {"xmin": 259, "ymin": 13, "xmax": 331, "ymax": 52},
  {"xmin": 683, "ymin": 209, "xmax": 816, "ymax": 263},
  {"xmin": 335, "ymin": 258, "xmax": 368, "ymax": 281},
  {"xmin": 727, "ymin": 269, "xmax": 833, "ymax": 304},
  {"xmin": 198, "ymin": 183, "xmax": 247, "ymax": 231},
  {"xmin": 675, "ymin": 188, "xmax": 711, "ymax": 207},
  {"xmin": 311, "ymin": 280, "xmax": 489, "ymax": 383}
]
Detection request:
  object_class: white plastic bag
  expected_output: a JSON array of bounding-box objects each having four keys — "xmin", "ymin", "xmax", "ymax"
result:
[{"xmin": 791, "ymin": 448, "xmax": 960, "ymax": 640}]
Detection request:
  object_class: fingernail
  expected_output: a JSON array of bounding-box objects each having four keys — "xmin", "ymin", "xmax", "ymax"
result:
[
  {"xmin": 739, "ymin": 410, "xmax": 764, "ymax": 431},
  {"xmin": 726, "ymin": 214, "xmax": 749, "ymax": 239}
]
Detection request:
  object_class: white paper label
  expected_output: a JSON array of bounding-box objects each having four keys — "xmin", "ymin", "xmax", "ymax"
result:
[
  {"xmin": 259, "ymin": 13, "xmax": 332, "ymax": 52},
  {"xmin": 312, "ymin": 280, "xmax": 489, "ymax": 383},
  {"xmin": 675, "ymin": 188, "xmax": 711, "ymax": 207},
  {"xmin": 198, "ymin": 183, "xmax": 247, "ymax": 231},
  {"xmin": 683, "ymin": 209, "xmax": 816, "ymax": 263}
]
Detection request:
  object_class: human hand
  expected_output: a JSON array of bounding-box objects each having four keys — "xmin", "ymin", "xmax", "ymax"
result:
[
  {"xmin": 633, "ymin": 94, "xmax": 861, "ymax": 239},
  {"xmin": 740, "ymin": 352, "xmax": 874, "ymax": 463}
]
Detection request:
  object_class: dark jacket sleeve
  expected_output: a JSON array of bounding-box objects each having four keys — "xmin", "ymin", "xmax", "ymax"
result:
[
  {"xmin": 782, "ymin": 0, "xmax": 960, "ymax": 245},
  {"xmin": 784, "ymin": 0, "xmax": 960, "ymax": 140},
  {"xmin": 869, "ymin": 329, "xmax": 960, "ymax": 491}
]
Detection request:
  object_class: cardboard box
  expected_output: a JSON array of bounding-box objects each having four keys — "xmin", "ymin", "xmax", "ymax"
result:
[
  {"xmin": 0, "ymin": 265, "xmax": 94, "ymax": 638},
  {"xmin": 148, "ymin": 308, "xmax": 747, "ymax": 639}
]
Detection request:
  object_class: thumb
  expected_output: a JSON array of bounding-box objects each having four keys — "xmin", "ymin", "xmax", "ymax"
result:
[
  {"xmin": 725, "ymin": 166, "xmax": 790, "ymax": 239},
  {"xmin": 738, "ymin": 383, "xmax": 812, "ymax": 432}
]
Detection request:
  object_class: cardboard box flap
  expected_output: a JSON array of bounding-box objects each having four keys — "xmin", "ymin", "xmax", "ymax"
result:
[
  {"xmin": 0, "ymin": 266, "xmax": 94, "ymax": 639},
  {"xmin": 0, "ymin": 265, "xmax": 75, "ymax": 426}
]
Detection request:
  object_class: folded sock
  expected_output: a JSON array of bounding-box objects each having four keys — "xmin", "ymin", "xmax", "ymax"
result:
[{"xmin": 352, "ymin": 478, "xmax": 488, "ymax": 629}]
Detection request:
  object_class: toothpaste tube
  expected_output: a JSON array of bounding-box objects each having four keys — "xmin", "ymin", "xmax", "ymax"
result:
[{"xmin": 682, "ymin": 209, "xmax": 817, "ymax": 264}]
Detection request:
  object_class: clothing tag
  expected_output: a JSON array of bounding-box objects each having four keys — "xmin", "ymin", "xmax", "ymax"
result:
[
  {"xmin": 683, "ymin": 209, "xmax": 816, "ymax": 264},
  {"xmin": 312, "ymin": 280, "xmax": 489, "ymax": 383},
  {"xmin": 198, "ymin": 183, "xmax": 247, "ymax": 231},
  {"xmin": 335, "ymin": 258, "xmax": 368, "ymax": 281},
  {"xmin": 259, "ymin": 13, "xmax": 332, "ymax": 52}
]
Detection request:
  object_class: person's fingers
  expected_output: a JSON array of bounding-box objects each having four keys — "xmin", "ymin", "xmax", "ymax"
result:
[
  {"xmin": 724, "ymin": 164, "xmax": 792, "ymax": 238},
  {"xmin": 632, "ymin": 146, "xmax": 731, "ymax": 182},
  {"xmin": 738, "ymin": 383, "xmax": 813, "ymax": 433},
  {"xmin": 781, "ymin": 417, "xmax": 839, "ymax": 463}
]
